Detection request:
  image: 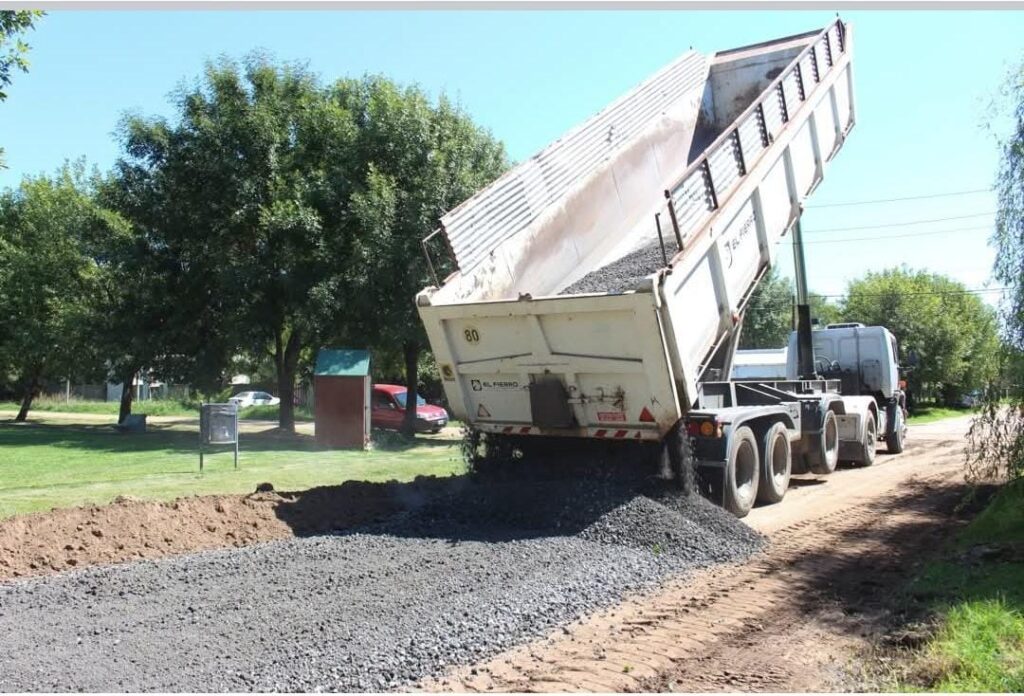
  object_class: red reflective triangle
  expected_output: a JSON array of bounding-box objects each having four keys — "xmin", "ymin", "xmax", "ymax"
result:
[{"xmin": 639, "ymin": 407, "xmax": 656, "ymax": 423}]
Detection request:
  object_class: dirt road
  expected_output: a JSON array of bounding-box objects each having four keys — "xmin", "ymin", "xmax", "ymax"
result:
[{"xmin": 425, "ymin": 416, "xmax": 972, "ymax": 692}]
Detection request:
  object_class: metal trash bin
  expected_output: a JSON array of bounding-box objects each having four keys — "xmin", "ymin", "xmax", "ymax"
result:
[{"xmin": 199, "ymin": 403, "xmax": 239, "ymax": 470}]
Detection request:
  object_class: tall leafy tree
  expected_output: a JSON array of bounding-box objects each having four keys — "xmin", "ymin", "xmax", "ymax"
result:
[
  {"xmin": 740, "ymin": 268, "xmax": 792, "ymax": 349},
  {"xmin": 841, "ymin": 267, "xmax": 1000, "ymax": 406},
  {"xmin": 90, "ymin": 174, "xmax": 179, "ymax": 422},
  {"xmin": 0, "ymin": 163, "xmax": 123, "ymax": 420},
  {"xmin": 739, "ymin": 270, "xmax": 844, "ymax": 350},
  {"xmin": 337, "ymin": 77, "xmax": 508, "ymax": 434},
  {"xmin": 0, "ymin": 10, "xmax": 43, "ymax": 167},
  {"xmin": 114, "ymin": 57, "xmax": 506, "ymax": 433},
  {"xmin": 114, "ymin": 54, "xmax": 363, "ymax": 431},
  {"xmin": 968, "ymin": 59, "xmax": 1024, "ymax": 483}
]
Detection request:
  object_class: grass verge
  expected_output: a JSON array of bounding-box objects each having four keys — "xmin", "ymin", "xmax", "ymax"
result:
[
  {"xmin": 900, "ymin": 479, "xmax": 1024, "ymax": 692},
  {"xmin": 0, "ymin": 414, "xmax": 464, "ymax": 519},
  {"xmin": 2, "ymin": 397, "xmax": 198, "ymax": 417},
  {"xmin": 1, "ymin": 399, "xmax": 315, "ymax": 422},
  {"xmin": 907, "ymin": 405, "xmax": 974, "ymax": 425}
]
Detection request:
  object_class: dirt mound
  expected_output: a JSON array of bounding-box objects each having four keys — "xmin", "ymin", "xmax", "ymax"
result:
[{"xmin": 0, "ymin": 478, "xmax": 446, "ymax": 581}]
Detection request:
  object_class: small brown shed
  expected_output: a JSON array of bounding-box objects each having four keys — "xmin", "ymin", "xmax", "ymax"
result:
[{"xmin": 314, "ymin": 348, "xmax": 371, "ymax": 449}]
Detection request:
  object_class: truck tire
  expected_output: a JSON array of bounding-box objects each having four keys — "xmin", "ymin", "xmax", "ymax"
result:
[
  {"xmin": 859, "ymin": 413, "xmax": 878, "ymax": 466},
  {"xmin": 724, "ymin": 426, "xmax": 759, "ymax": 517},
  {"xmin": 806, "ymin": 409, "xmax": 839, "ymax": 475},
  {"xmin": 886, "ymin": 405, "xmax": 905, "ymax": 454},
  {"xmin": 757, "ymin": 422, "xmax": 791, "ymax": 504}
]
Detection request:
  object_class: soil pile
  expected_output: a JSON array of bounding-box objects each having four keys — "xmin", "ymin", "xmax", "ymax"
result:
[{"xmin": 0, "ymin": 478, "xmax": 446, "ymax": 580}]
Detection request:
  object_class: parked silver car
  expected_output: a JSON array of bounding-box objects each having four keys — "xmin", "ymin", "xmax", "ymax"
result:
[{"xmin": 228, "ymin": 391, "xmax": 280, "ymax": 408}]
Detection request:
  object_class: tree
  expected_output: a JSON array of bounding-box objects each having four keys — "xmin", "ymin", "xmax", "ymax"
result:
[
  {"xmin": 112, "ymin": 57, "xmax": 507, "ymax": 433},
  {"xmin": 114, "ymin": 54, "xmax": 365, "ymax": 431},
  {"xmin": 0, "ymin": 163, "xmax": 123, "ymax": 420},
  {"xmin": 740, "ymin": 268, "xmax": 792, "ymax": 349},
  {"xmin": 0, "ymin": 10, "xmax": 43, "ymax": 167},
  {"xmin": 967, "ymin": 58, "xmax": 1024, "ymax": 483},
  {"xmin": 841, "ymin": 267, "xmax": 1000, "ymax": 406},
  {"xmin": 810, "ymin": 293, "xmax": 842, "ymax": 328},
  {"xmin": 740, "ymin": 271, "xmax": 844, "ymax": 350},
  {"xmin": 90, "ymin": 174, "xmax": 181, "ymax": 423},
  {"xmin": 336, "ymin": 77, "xmax": 508, "ymax": 434}
]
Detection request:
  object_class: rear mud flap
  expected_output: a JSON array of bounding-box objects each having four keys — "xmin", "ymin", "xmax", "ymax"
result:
[{"xmin": 695, "ymin": 461, "xmax": 726, "ymax": 507}]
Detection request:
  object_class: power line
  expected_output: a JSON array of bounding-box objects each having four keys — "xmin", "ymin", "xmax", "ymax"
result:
[
  {"xmin": 806, "ymin": 188, "xmax": 993, "ymax": 208},
  {"xmin": 813, "ymin": 286, "xmax": 1011, "ymax": 300},
  {"xmin": 796, "ymin": 224, "xmax": 994, "ymax": 244},
  {"xmin": 804, "ymin": 211, "xmax": 997, "ymax": 234}
]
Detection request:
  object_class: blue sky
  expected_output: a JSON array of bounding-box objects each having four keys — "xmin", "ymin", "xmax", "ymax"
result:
[{"xmin": 2, "ymin": 10, "xmax": 1022, "ymax": 299}]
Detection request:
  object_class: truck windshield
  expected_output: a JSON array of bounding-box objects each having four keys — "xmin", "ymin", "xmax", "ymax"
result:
[{"xmin": 393, "ymin": 391, "xmax": 427, "ymax": 408}]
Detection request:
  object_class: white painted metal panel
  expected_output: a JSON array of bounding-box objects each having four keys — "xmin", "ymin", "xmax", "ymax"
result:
[
  {"xmin": 418, "ymin": 292, "xmax": 681, "ymax": 433},
  {"xmin": 661, "ymin": 257, "xmax": 722, "ymax": 403},
  {"xmin": 439, "ymin": 51, "xmax": 709, "ymax": 274},
  {"xmin": 814, "ymin": 94, "xmax": 839, "ymax": 160},
  {"xmin": 789, "ymin": 121, "xmax": 818, "ymax": 196}
]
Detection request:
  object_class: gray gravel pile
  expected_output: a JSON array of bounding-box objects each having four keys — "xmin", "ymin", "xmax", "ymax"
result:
[
  {"xmin": 562, "ymin": 237, "xmax": 681, "ymax": 295},
  {"xmin": 0, "ymin": 480, "xmax": 762, "ymax": 692}
]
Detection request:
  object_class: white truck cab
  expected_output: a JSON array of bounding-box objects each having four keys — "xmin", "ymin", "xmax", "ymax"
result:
[{"xmin": 786, "ymin": 324, "xmax": 901, "ymax": 399}]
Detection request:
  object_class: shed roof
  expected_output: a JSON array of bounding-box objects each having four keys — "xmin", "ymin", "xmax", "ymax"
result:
[{"xmin": 315, "ymin": 348, "xmax": 371, "ymax": 377}]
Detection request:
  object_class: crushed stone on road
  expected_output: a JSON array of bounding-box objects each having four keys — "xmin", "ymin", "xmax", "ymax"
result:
[{"xmin": 0, "ymin": 478, "xmax": 763, "ymax": 692}]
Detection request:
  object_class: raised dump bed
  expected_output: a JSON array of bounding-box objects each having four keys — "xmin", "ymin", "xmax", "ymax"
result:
[{"xmin": 417, "ymin": 20, "xmax": 855, "ymax": 441}]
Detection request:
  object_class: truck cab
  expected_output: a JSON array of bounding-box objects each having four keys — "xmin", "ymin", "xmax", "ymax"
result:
[{"xmin": 786, "ymin": 324, "xmax": 900, "ymax": 400}]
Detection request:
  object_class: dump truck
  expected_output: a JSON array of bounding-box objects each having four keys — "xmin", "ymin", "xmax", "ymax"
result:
[{"xmin": 416, "ymin": 19, "xmax": 908, "ymax": 516}]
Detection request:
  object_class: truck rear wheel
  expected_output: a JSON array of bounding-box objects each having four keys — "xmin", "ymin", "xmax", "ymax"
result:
[
  {"xmin": 724, "ymin": 426, "xmax": 759, "ymax": 517},
  {"xmin": 886, "ymin": 405, "xmax": 905, "ymax": 454},
  {"xmin": 806, "ymin": 409, "xmax": 839, "ymax": 475},
  {"xmin": 756, "ymin": 422, "xmax": 791, "ymax": 504},
  {"xmin": 859, "ymin": 414, "xmax": 878, "ymax": 466}
]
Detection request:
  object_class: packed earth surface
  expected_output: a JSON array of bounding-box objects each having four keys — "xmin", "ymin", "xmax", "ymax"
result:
[{"xmin": 0, "ymin": 416, "xmax": 977, "ymax": 692}]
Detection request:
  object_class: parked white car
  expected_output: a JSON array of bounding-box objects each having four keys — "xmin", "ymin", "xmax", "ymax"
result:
[{"xmin": 228, "ymin": 391, "xmax": 280, "ymax": 408}]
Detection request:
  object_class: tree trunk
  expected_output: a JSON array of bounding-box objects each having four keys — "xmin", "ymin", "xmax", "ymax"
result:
[
  {"xmin": 275, "ymin": 329, "xmax": 302, "ymax": 433},
  {"xmin": 118, "ymin": 368, "xmax": 137, "ymax": 424},
  {"xmin": 15, "ymin": 371, "xmax": 40, "ymax": 422},
  {"xmin": 401, "ymin": 340, "xmax": 420, "ymax": 436}
]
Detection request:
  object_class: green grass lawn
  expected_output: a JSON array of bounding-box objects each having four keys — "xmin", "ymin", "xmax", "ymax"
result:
[
  {"xmin": 902, "ymin": 479, "xmax": 1024, "ymax": 691},
  {"xmin": 0, "ymin": 414, "xmax": 465, "ymax": 519},
  {"xmin": 1, "ymin": 398, "xmax": 314, "ymax": 421},
  {"xmin": 908, "ymin": 405, "xmax": 974, "ymax": 425},
  {"xmin": 3, "ymin": 397, "xmax": 198, "ymax": 417}
]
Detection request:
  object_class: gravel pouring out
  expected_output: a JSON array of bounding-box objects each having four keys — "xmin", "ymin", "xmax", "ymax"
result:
[
  {"xmin": 0, "ymin": 477, "xmax": 763, "ymax": 692},
  {"xmin": 561, "ymin": 237, "xmax": 680, "ymax": 295}
]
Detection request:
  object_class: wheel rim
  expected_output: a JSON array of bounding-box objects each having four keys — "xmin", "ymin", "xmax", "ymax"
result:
[
  {"xmin": 735, "ymin": 440, "xmax": 757, "ymax": 502},
  {"xmin": 771, "ymin": 433, "xmax": 788, "ymax": 488},
  {"xmin": 825, "ymin": 415, "xmax": 838, "ymax": 462},
  {"xmin": 865, "ymin": 418, "xmax": 876, "ymax": 460}
]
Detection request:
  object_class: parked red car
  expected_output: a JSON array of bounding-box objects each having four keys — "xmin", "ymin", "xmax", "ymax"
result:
[{"xmin": 371, "ymin": 384, "xmax": 449, "ymax": 434}]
